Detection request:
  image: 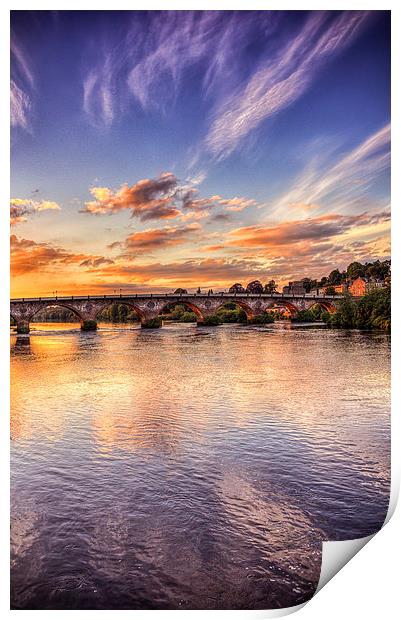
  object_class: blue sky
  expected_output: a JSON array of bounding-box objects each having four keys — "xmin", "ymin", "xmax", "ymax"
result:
[{"xmin": 10, "ymin": 10, "xmax": 390, "ymax": 296}]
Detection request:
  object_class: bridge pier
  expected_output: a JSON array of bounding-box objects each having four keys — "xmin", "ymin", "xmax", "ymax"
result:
[
  {"xmin": 16, "ymin": 319, "xmax": 30, "ymax": 334},
  {"xmin": 81, "ymin": 319, "xmax": 98, "ymax": 331},
  {"xmin": 140, "ymin": 310, "xmax": 162, "ymax": 328}
]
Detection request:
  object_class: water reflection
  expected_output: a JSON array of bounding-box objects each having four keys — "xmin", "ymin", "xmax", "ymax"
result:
[
  {"xmin": 11, "ymin": 322, "xmax": 390, "ymax": 609},
  {"xmin": 11, "ymin": 336, "xmax": 31, "ymax": 355}
]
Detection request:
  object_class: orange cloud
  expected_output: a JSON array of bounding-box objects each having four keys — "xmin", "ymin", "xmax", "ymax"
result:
[
  {"xmin": 10, "ymin": 198, "xmax": 61, "ymax": 226},
  {"xmin": 216, "ymin": 197, "xmax": 257, "ymax": 212},
  {"xmin": 182, "ymin": 189, "xmax": 256, "ymax": 213},
  {"xmin": 82, "ymin": 172, "xmax": 181, "ymax": 221},
  {"xmin": 109, "ymin": 223, "xmax": 201, "ymax": 255},
  {"xmin": 10, "ymin": 235, "xmax": 113, "ymax": 277},
  {"xmin": 202, "ymin": 244, "xmax": 226, "ymax": 252},
  {"xmin": 82, "ymin": 173, "xmax": 257, "ymax": 224},
  {"xmin": 228, "ymin": 211, "xmax": 390, "ymax": 250},
  {"xmin": 87, "ymin": 256, "xmax": 268, "ymax": 288}
]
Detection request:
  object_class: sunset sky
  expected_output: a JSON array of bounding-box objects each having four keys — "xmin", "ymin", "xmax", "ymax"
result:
[{"xmin": 10, "ymin": 10, "xmax": 390, "ymax": 297}]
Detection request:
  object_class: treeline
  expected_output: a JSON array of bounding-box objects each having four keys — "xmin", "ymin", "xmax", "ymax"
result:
[
  {"xmin": 301, "ymin": 259, "xmax": 391, "ymax": 291},
  {"xmin": 324, "ymin": 287, "xmax": 390, "ymax": 331},
  {"xmin": 98, "ymin": 304, "xmax": 140, "ymax": 322},
  {"xmin": 291, "ymin": 288, "xmax": 390, "ymax": 330}
]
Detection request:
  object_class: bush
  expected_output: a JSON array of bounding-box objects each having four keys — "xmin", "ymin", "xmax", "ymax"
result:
[
  {"xmin": 291, "ymin": 309, "xmax": 316, "ymax": 322},
  {"xmin": 181, "ymin": 311, "xmax": 197, "ymax": 322},
  {"xmin": 141, "ymin": 317, "xmax": 162, "ymax": 328},
  {"xmin": 249, "ymin": 312, "xmax": 275, "ymax": 325},
  {"xmin": 201, "ymin": 315, "xmax": 222, "ymax": 326},
  {"xmin": 216, "ymin": 308, "xmax": 247, "ymax": 323},
  {"xmin": 291, "ymin": 307, "xmax": 329, "ymax": 322},
  {"xmin": 162, "ymin": 304, "xmax": 197, "ymax": 322}
]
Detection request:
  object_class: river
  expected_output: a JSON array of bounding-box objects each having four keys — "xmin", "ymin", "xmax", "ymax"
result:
[{"xmin": 10, "ymin": 321, "xmax": 391, "ymax": 609}]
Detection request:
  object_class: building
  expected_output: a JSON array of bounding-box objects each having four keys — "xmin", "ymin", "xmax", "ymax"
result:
[
  {"xmin": 348, "ymin": 277, "xmax": 366, "ymax": 296},
  {"xmin": 282, "ymin": 280, "xmax": 307, "ymax": 295},
  {"xmin": 308, "ymin": 284, "xmax": 345, "ymax": 296},
  {"xmin": 348, "ymin": 277, "xmax": 384, "ymax": 296}
]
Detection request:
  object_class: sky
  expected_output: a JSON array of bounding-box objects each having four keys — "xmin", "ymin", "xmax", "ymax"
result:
[{"xmin": 10, "ymin": 10, "xmax": 390, "ymax": 297}]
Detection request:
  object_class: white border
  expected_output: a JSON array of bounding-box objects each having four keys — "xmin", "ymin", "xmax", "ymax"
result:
[{"xmin": 2, "ymin": 2, "xmax": 399, "ymax": 618}]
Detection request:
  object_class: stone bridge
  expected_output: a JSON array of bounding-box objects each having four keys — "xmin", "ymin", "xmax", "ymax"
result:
[{"xmin": 10, "ymin": 293, "xmax": 341, "ymax": 333}]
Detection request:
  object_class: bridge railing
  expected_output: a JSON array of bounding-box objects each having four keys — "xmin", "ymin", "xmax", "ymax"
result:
[{"xmin": 10, "ymin": 291, "xmax": 340, "ymax": 303}]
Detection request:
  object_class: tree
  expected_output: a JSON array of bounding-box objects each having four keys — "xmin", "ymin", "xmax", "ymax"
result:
[
  {"xmin": 301, "ymin": 278, "xmax": 317, "ymax": 292},
  {"xmin": 346, "ymin": 261, "xmax": 364, "ymax": 280},
  {"xmin": 111, "ymin": 303, "xmax": 119, "ymax": 322},
  {"xmin": 174, "ymin": 288, "xmax": 187, "ymax": 294},
  {"xmin": 246, "ymin": 280, "xmax": 264, "ymax": 294},
  {"xmin": 229, "ymin": 283, "xmax": 246, "ymax": 293},
  {"xmin": 264, "ymin": 280, "xmax": 277, "ymax": 293},
  {"xmin": 196, "ymin": 287, "xmax": 201, "ymax": 294},
  {"xmin": 328, "ymin": 269, "xmax": 342, "ymax": 285},
  {"xmin": 325, "ymin": 286, "xmax": 336, "ymax": 296},
  {"xmin": 324, "ymin": 287, "xmax": 390, "ymax": 331}
]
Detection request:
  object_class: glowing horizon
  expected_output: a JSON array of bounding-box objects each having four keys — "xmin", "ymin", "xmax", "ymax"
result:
[{"xmin": 11, "ymin": 11, "xmax": 390, "ymax": 298}]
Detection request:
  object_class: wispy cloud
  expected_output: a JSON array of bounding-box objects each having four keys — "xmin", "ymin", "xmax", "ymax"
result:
[
  {"xmin": 10, "ymin": 198, "xmax": 61, "ymax": 226},
  {"xmin": 205, "ymin": 11, "xmax": 371, "ymax": 159},
  {"xmin": 126, "ymin": 11, "xmax": 263, "ymax": 112},
  {"xmin": 81, "ymin": 11, "xmax": 276, "ymax": 128},
  {"xmin": 271, "ymin": 124, "xmax": 391, "ymax": 216},
  {"xmin": 83, "ymin": 55, "xmax": 116, "ymax": 128},
  {"xmin": 10, "ymin": 34, "xmax": 35, "ymax": 132}
]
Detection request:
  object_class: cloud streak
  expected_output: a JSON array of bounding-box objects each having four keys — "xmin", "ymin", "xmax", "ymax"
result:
[
  {"xmin": 83, "ymin": 54, "xmax": 117, "ymax": 128},
  {"xmin": 205, "ymin": 11, "xmax": 370, "ymax": 159},
  {"xmin": 11, "ymin": 34, "xmax": 35, "ymax": 132},
  {"xmin": 81, "ymin": 11, "xmax": 372, "ymax": 164},
  {"xmin": 82, "ymin": 11, "xmax": 272, "ymax": 127},
  {"xmin": 271, "ymin": 124, "xmax": 391, "ymax": 216}
]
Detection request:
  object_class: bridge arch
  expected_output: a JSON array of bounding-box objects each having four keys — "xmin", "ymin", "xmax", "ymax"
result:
[
  {"xmin": 30, "ymin": 303, "xmax": 85, "ymax": 323},
  {"xmin": 308, "ymin": 300, "xmax": 336, "ymax": 314},
  {"xmin": 159, "ymin": 300, "xmax": 204, "ymax": 322},
  {"xmin": 264, "ymin": 301, "xmax": 299, "ymax": 317},
  {"xmin": 215, "ymin": 300, "xmax": 254, "ymax": 320},
  {"xmin": 94, "ymin": 301, "xmax": 145, "ymax": 321}
]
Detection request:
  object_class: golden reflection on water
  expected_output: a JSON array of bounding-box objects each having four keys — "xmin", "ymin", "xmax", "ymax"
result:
[{"xmin": 10, "ymin": 322, "xmax": 391, "ymax": 609}]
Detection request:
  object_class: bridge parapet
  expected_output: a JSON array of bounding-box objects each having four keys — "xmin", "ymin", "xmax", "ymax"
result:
[{"xmin": 10, "ymin": 293, "xmax": 340, "ymax": 332}]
